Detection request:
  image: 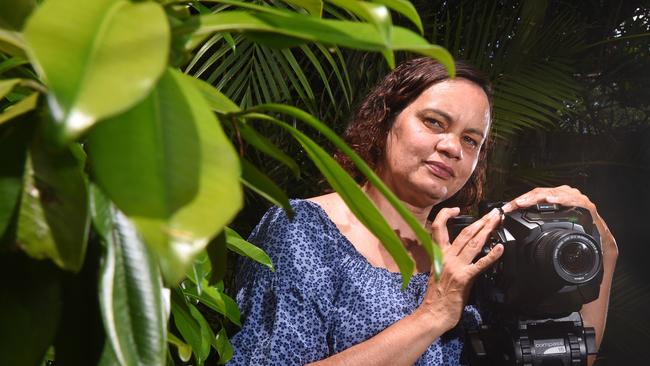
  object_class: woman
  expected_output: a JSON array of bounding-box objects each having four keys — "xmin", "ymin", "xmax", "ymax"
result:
[{"xmin": 228, "ymin": 58, "xmax": 618, "ymax": 365}]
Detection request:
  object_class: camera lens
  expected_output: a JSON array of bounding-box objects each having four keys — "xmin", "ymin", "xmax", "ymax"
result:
[
  {"xmin": 534, "ymin": 230, "xmax": 600, "ymax": 283},
  {"xmin": 558, "ymin": 241, "xmax": 595, "ymax": 275}
]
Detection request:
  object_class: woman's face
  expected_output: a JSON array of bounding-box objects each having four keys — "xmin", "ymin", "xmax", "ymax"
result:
[{"xmin": 379, "ymin": 78, "xmax": 491, "ymax": 207}]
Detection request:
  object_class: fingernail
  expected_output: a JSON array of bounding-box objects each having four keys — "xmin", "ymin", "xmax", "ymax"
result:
[
  {"xmin": 489, "ymin": 208, "xmax": 499, "ymax": 217},
  {"xmin": 547, "ymin": 195, "xmax": 558, "ymax": 203},
  {"xmin": 501, "ymin": 203, "xmax": 512, "ymax": 212},
  {"xmin": 515, "ymin": 196, "xmax": 528, "ymax": 205}
]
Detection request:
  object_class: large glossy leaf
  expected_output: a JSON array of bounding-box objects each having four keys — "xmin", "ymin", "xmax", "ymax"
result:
[
  {"xmin": 17, "ymin": 140, "xmax": 89, "ymax": 272},
  {"xmin": 243, "ymin": 112, "xmax": 416, "ymax": 286},
  {"xmin": 90, "ymin": 185, "xmax": 167, "ymax": 366},
  {"xmin": 0, "ymin": 252, "xmax": 61, "ymax": 366},
  {"xmin": 87, "ymin": 68, "xmax": 242, "ymax": 284},
  {"xmin": 193, "ymin": 11, "xmax": 454, "ymax": 74},
  {"xmin": 23, "ymin": 0, "xmax": 169, "ymax": 140}
]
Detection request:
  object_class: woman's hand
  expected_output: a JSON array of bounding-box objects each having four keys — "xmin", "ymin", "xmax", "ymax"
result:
[{"xmin": 415, "ymin": 207, "xmax": 504, "ymax": 333}]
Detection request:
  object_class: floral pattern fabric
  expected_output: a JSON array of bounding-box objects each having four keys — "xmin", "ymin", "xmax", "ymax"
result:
[{"xmin": 228, "ymin": 199, "xmax": 480, "ymax": 365}]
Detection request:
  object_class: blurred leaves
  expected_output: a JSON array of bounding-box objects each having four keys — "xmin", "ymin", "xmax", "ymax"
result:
[
  {"xmin": 23, "ymin": 0, "xmax": 170, "ymax": 140},
  {"xmin": 17, "ymin": 139, "xmax": 89, "ymax": 272},
  {"xmin": 91, "ymin": 186, "xmax": 167, "ymax": 366},
  {"xmin": 87, "ymin": 68, "xmax": 242, "ymax": 284}
]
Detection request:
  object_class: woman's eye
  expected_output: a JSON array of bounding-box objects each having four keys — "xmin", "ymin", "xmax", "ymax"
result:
[
  {"xmin": 425, "ymin": 118, "xmax": 443, "ymax": 129},
  {"xmin": 463, "ymin": 136, "xmax": 479, "ymax": 148}
]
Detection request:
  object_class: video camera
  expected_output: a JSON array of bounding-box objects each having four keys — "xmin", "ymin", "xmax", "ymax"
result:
[{"xmin": 447, "ymin": 202, "xmax": 603, "ymax": 366}]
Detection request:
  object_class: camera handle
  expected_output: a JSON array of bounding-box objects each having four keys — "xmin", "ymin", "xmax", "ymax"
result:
[{"xmin": 466, "ymin": 311, "xmax": 597, "ymax": 366}]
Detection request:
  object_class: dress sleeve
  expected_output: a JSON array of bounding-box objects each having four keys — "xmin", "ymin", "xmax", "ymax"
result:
[{"xmin": 227, "ymin": 202, "xmax": 336, "ymax": 365}]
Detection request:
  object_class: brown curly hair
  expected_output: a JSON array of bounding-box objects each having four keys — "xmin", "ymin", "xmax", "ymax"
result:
[{"xmin": 333, "ymin": 57, "xmax": 493, "ymax": 213}]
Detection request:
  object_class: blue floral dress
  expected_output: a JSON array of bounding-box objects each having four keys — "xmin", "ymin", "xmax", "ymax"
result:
[{"xmin": 228, "ymin": 199, "xmax": 480, "ymax": 365}]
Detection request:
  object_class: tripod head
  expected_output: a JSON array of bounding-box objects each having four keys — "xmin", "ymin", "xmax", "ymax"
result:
[{"xmin": 466, "ymin": 311, "xmax": 597, "ymax": 366}]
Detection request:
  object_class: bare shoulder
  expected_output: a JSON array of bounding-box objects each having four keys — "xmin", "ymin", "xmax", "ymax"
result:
[{"xmin": 306, "ymin": 193, "xmax": 352, "ymax": 228}]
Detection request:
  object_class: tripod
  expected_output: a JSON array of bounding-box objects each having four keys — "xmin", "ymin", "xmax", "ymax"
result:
[{"xmin": 466, "ymin": 312, "xmax": 597, "ymax": 366}]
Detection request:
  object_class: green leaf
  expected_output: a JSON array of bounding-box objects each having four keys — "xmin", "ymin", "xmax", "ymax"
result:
[
  {"xmin": 326, "ymin": 0, "xmax": 392, "ymax": 51},
  {"xmin": 215, "ymin": 327, "xmax": 233, "ymax": 364},
  {"xmin": 206, "ymin": 232, "xmax": 228, "ymax": 285},
  {"xmin": 238, "ymin": 115, "xmax": 299, "ymax": 178},
  {"xmin": 186, "ymin": 75, "xmax": 241, "ymax": 114},
  {"xmin": 167, "ymin": 332, "xmax": 192, "ymax": 363},
  {"xmin": 97, "ymin": 341, "xmax": 120, "ymax": 366},
  {"xmin": 371, "ymin": 0, "xmax": 423, "ymax": 34},
  {"xmin": 0, "ymin": 118, "xmax": 31, "ymax": 241},
  {"xmin": 188, "ymin": 301, "xmax": 214, "ymax": 366},
  {"xmin": 0, "ymin": 91, "xmax": 39, "ymax": 125},
  {"xmin": 87, "ymin": 68, "xmax": 242, "ymax": 284},
  {"xmin": 171, "ymin": 288, "xmax": 211, "ymax": 365},
  {"xmin": 282, "ymin": 0, "xmax": 323, "ymax": 17},
  {"xmin": 244, "ymin": 112, "xmax": 417, "ymax": 286},
  {"xmin": 0, "ymin": 57, "xmax": 30, "ymax": 75},
  {"xmin": 0, "ymin": 252, "xmax": 61, "ymax": 366},
  {"xmin": 17, "ymin": 140, "xmax": 90, "ymax": 272},
  {"xmin": 188, "ymin": 250, "xmax": 212, "ymax": 294},
  {"xmin": 224, "ymin": 227, "xmax": 274, "ymax": 272},
  {"xmin": 0, "ymin": 79, "xmax": 21, "ymax": 100},
  {"xmin": 23, "ymin": 0, "xmax": 170, "ymax": 140},
  {"xmin": 240, "ymin": 158, "xmax": 291, "ymax": 213},
  {"xmin": 0, "ymin": 0, "xmax": 36, "ymax": 31},
  {"xmin": 0, "ymin": 29, "xmax": 27, "ymax": 58},
  {"xmin": 182, "ymin": 280, "xmax": 241, "ymax": 326},
  {"xmin": 91, "ymin": 187, "xmax": 167, "ymax": 366},
  {"xmin": 194, "ymin": 11, "xmax": 454, "ymax": 73}
]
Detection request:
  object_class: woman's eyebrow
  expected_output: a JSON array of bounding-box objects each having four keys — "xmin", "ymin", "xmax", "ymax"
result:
[
  {"xmin": 419, "ymin": 108, "xmax": 453, "ymax": 122},
  {"xmin": 466, "ymin": 128, "xmax": 485, "ymax": 139}
]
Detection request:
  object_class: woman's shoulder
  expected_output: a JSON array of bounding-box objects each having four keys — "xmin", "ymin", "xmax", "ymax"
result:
[
  {"xmin": 247, "ymin": 197, "xmax": 343, "ymax": 269},
  {"xmin": 307, "ymin": 192, "xmax": 355, "ymax": 234}
]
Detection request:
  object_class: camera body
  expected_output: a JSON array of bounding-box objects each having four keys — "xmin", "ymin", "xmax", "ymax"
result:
[{"xmin": 448, "ymin": 203, "xmax": 603, "ymax": 318}]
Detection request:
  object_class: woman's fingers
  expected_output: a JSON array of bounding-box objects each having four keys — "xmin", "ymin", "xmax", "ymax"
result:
[
  {"xmin": 502, "ymin": 185, "xmax": 595, "ymax": 213},
  {"xmin": 469, "ymin": 244, "xmax": 504, "ymax": 277},
  {"xmin": 449, "ymin": 208, "xmax": 500, "ymax": 257},
  {"xmin": 430, "ymin": 207, "xmax": 461, "ymax": 250},
  {"xmin": 457, "ymin": 211, "xmax": 501, "ymax": 263}
]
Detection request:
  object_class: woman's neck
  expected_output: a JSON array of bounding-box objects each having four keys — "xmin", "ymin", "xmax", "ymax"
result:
[{"xmin": 362, "ymin": 183, "xmax": 433, "ymax": 238}]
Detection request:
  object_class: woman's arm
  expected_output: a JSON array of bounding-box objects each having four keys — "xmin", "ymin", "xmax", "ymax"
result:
[
  {"xmin": 502, "ymin": 185, "xmax": 619, "ymax": 365},
  {"xmin": 307, "ymin": 308, "xmax": 449, "ymax": 366},
  {"xmin": 309, "ymin": 207, "xmax": 504, "ymax": 366}
]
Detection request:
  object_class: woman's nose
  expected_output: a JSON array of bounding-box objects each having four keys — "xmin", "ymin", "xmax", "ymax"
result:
[{"xmin": 436, "ymin": 133, "xmax": 462, "ymax": 160}]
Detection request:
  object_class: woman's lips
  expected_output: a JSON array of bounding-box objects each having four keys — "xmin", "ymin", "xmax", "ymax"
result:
[{"xmin": 425, "ymin": 161, "xmax": 454, "ymax": 179}]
